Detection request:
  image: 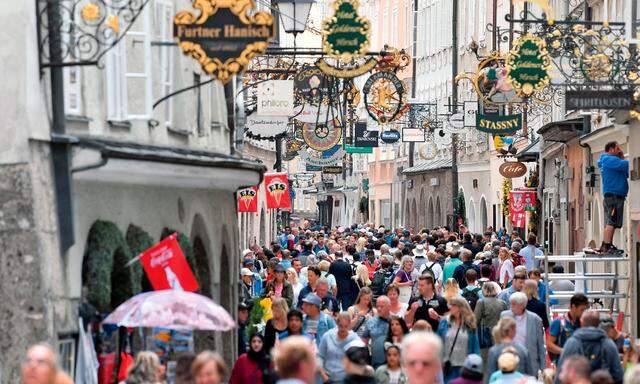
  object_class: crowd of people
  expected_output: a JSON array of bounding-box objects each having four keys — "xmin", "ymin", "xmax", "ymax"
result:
[
  {"xmin": 234, "ymin": 223, "xmax": 639, "ymax": 384},
  {"xmin": 18, "ymin": 223, "xmax": 640, "ymax": 384}
]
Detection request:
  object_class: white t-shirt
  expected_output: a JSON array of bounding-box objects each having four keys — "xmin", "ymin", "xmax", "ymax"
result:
[
  {"xmin": 388, "ymin": 369, "xmax": 402, "ymax": 384},
  {"xmin": 390, "ymin": 302, "xmax": 409, "ymax": 318},
  {"xmin": 499, "ymin": 259, "xmax": 515, "ymax": 286}
]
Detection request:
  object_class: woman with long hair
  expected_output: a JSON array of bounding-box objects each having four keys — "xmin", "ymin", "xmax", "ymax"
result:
[
  {"xmin": 443, "ymin": 278, "xmax": 461, "ymax": 301},
  {"xmin": 524, "ymin": 279, "xmax": 549, "ymax": 329},
  {"xmin": 386, "ymin": 285, "xmax": 408, "ymax": 317},
  {"xmin": 486, "ymin": 317, "xmax": 534, "ymax": 379},
  {"xmin": 353, "ymin": 264, "xmax": 372, "ymax": 290},
  {"xmin": 385, "ymin": 316, "xmax": 410, "ymax": 345},
  {"xmin": 436, "ymin": 296, "xmax": 480, "ymax": 383},
  {"xmin": 374, "ymin": 344, "xmax": 407, "ymax": 384},
  {"xmin": 393, "ymin": 256, "xmax": 415, "ymax": 303},
  {"xmin": 122, "ymin": 351, "xmax": 163, "ymax": 384},
  {"xmin": 229, "ymin": 333, "xmax": 274, "ymax": 384},
  {"xmin": 263, "ymin": 297, "xmax": 289, "ymax": 354},
  {"xmin": 348, "ymin": 287, "xmax": 375, "ymax": 338},
  {"xmin": 287, "ymin": 267, "xmax": 304, "ymax": 308},
  {"xmin": 263, "ymin": 264, "xmax": 294, "ymax": 308}
]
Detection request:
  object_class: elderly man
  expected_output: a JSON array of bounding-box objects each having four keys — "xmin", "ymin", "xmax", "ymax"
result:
[
  {"xmin": 401, "ymin": 332, "xmax": 443, "ymax": 384},
  {"xmin": 273, "ymin": 336, "xmax": 317, "ymax": 384},
  {"xmin": 314, "ymin": 277, "xmax": 340, "ymax": 316},
  {"xmin": 558, "ymin": 355, "xmax": 591, "ymax": 384},
  {"xmin": 362, "ymin": 295, "xmax": 391, "ymax": 368},
  {"xmin": 318, "ymin": 312, "xmax": 360, "ymax": 383},
  {"xmin": 22, "ymin": 344, "xmax": 58, "ymax": 384},
  {"xmin": 500, "ymin": 292, "xmax": 546, "ymax": 375}
]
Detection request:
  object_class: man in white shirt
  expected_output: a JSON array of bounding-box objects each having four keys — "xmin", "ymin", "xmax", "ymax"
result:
[{"xmin": 519, "ymin": 234, "xmax": 543, "ymax": 270}]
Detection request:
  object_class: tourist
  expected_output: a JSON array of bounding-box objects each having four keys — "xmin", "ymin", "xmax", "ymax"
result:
[
  {"xmin": 287, "ymin": 267, "xmax": 304, "ymax": 308},
  {"xmin": 264, "ymin": 264, "xmax": 294, "ymax": 308},
  {"xmin": 385, "ymin": 316, "xmax": 410, "ymax": 345},
  {"xmin": 343, "ymin": 343, "xmax": 376, "ymax": 384},
  {"xmin": 192, "ymin": 351, "xmax": 228, "ymax": 384},
  {"xmin": 301, "ymin": 293, "xmax": 336, "ymax": 346},
  {"xmin": 264, "ymin": 297, "xmax": 289, "ymax": 354},
  {"xmin": 318, "ymin": 312, "xmax": 361, "ymax": 383},
  {"xmin": 497, "ymin": 271, "xmax": 525, "ymax": 304},
  {"xmin": 497, "ymin": 248, "xmax": 514, "ymax": 289},
  {"xmin": 443, "ymin": 278, "xmax": 461, "ymax": 302},
  {"xmin": 452, "ymin": 249, "xmax": 480, "ymax": 289},
  {"xmin": 363, "ymin": 295, "xmax": 392, "ymax": 368},
  {"xmin": 22, "ymin": 344, "xmax": 58, "ymax": 384},
  {"xmin": 449, "ymin": 355, "xmax": 484, "ymax": 384},
  {"xmin": 329, "ymin": 251, "xmax": 355, "ymax": 309},
  {"xmin": 443, "ymin": 243, "xmax": 463, "ymax": 282},
  {"xmin": 229, "ymin": 334, "xmax": 272, "ymax": 384},
  {"xmin": 374, "ymin": 344, "xmax": 407, "ymax": 384},
  {"xmin": 386, "ymin": 285, "xmax": 409, "ymax": 318},
  {"xmin": 348, "ymin": 287, "xmax": 375, "ymax": 338},
  {"xmin": 315, "ymin": 277, "xmax": 340, "ymax": 316},
  {"xmin": 523, "ymin": 279, "xmax": 548, "ymax": 330},
  {"xmin": 401, "ymin": 332, "xmax": 443, "ymax": 384},
  {"xmin": 473, "ymin": 282, "xmax": 507, "ymax": 354},
  {"xmin": 394, "ymin": 256, "xmax": 416, "ymax": 304},
  {"xmin": 406, "ymin": 274, "xmax": 448, "ymax": 331},
  {"xmin": 272, "ymin": 336, "xmax": 316, "ymax": 384},
  {"xmin": 548, "ymin": 293, "xmax": 589, "ymax": 363},
  {"xmin": 557, "ymin": 355, "xmax": 591, "ymax": 384},
  {"xmin": 486, "ymin": 317, "xmax": 534, "ymax": 378},
  {"xmin": 437, "ymin": 296, "xmax": 480, "ymax": 383}
]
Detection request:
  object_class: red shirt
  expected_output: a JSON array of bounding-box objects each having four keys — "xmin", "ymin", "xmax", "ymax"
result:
[{"xmin": 229, "ymin": 354, "xmax": 263, "ymax": 384}]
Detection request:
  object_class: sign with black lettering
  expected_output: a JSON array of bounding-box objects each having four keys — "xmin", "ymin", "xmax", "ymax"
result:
[
  {"xmin": 322, "ymin": 166, "xmax": 343, "ymax": 174},
  {"xmin": 174, "ymin": 0, "xmax": 275, "ymax": 83},
  {"xmin": 565, "ymin": 90, "xmax": 635, "ymax": 110},
  {"xmin": 354, "ymin": 122, "xmax": 379, "ymax": 147}
]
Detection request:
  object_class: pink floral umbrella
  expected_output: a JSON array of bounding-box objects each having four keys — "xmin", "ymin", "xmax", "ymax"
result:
[{"xmin": 102, "ymin": 290, "xmax": 236, "ymax": 331}]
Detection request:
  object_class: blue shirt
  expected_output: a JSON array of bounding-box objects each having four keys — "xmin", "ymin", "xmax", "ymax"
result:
[
  {"xmin": 519, "ymin": 244, "xmax": 543, "ymax": 270},
  {"xmin": 497, "ymin": 286, "xmax": 515, "ymax": 303},
  {"xmin": 549, "ymin": 313, "xmax": 580, "ymax": 353},
  {"xmin": 598, "ymin": 153, "xmax": 629, "ymax": 196},
  {"xmin": 362, "ymin": 316, "xmax": 390, "ymax": 368},
  {"xmin": 318, "ymin": 329, "xmax": 361, "ymax": 382},
  {"xmin": 303, "ymin": 313, "xmax": 336, "ymax": 347}
]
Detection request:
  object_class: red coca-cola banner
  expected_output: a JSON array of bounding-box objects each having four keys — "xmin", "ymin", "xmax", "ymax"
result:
[
  {"xmin": 139, "ymin": 234, "xmax": 199, "ymax": 292},
  {"xmin": 237, "ymin": 186, "xmax": 259, "ymax": 213},
  {"xmin": 264, "ymin": 173, "xmax": 291, "ymax": 209}
]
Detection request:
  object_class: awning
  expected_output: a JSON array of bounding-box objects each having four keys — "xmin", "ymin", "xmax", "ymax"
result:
[
  {"xmin": 537, "ymin": 118, "xmax": 583, "ymax": 143},
  {"xmin": 402, "ymin": 158, "xmax": 452, "ymax": 175},
  {"xmin": 52, "ymin": 133, "xmax": 266, "ymax": 191},
  {"xmin": 515, "ymin": 138, "xmax": 540, "ymax": 162}
]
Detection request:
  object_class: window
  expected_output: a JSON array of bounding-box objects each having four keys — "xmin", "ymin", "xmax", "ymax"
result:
[
  {"xmin": 156, "ymin": 0, "xmax": 174, "ymax": 126},
  {"xmin": 64, "ymin": 67, "xmax": 82, "ymax": 115},
  {"xmin": 383, "ymin": 5, "xmax": 389, "ymax": 43},
  {"xmin": 105, "ymin": 3, "xmax": 152, "ymax": 121},
  {"xmin": 392, "ymin": 6, "xmax": 398, "ymax": 46}
]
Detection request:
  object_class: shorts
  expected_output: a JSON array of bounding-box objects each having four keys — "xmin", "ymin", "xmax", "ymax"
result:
[{"xmin": 604, "ymin": 194, "xmax": 625, "ymax": 229}]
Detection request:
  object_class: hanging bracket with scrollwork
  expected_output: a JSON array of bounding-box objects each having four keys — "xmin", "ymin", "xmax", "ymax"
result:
[{"xmin": 36, "ymin": 0, "xmax": 151, "ymax": 70}]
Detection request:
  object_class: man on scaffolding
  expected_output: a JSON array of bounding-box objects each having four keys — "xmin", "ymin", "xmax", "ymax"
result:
[{"xmin": 597, "ymin": 141, "xmax": 629, "ymax": 254}]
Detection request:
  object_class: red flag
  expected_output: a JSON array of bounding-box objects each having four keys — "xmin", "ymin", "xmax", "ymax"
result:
[
  {"xmin": 264, "ymin": 172, "xmax": 291, "ymax": 209},
  {"xmin": 237, "ymin": 186, "xmax": 259, "ymax": 213},
  {"xmin": 509, "ymin": 191, "xmax": 527, "ymax": 228},
  {"xmin": 139, "ymin": 234, "xmax": 199, "ymax": 292}
]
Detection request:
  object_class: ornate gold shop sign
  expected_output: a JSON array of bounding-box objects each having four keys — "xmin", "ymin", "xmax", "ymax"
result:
[
  {"xmin": 506, "ymin": 34, "xmax": 552, "ymax": 97},
  {"xmin": 174, "ymin": 0, "xmax": 275, "ymax": 83},
  {"xmin": 499, "ymin": 161, "xmax": 528, "ymax": 179}
]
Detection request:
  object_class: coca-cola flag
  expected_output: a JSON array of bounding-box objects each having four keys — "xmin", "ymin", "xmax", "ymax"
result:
[
  {"xmin": 237, "ymin": 186, "xmax": 259, "ymax": 213},
  {"xmin": 509, "ymin": 191, "xmax": 527, "ymax": 228},
  {"xmin": 264, "ymin": 172, "xmax": 291, "ymax": 209},
  {"xmin": 139, "ymin": 234, "xmax": 199, "ymax": 292}
]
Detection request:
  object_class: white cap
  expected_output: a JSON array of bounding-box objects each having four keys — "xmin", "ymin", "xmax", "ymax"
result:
[
  {"xmin": 241, "ymin": 268, "xmax": 254, "ymax": 276},
  {"xmin": 242, "ymin": 249, "xmax": 253, "ymax": 257}
]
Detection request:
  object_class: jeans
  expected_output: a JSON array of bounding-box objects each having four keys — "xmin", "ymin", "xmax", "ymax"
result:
[{"xmin": 337, "ymin": 291, "xmax": 353, "ymax": 311}]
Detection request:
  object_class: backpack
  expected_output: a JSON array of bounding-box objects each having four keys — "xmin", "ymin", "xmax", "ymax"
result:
[
  {"xmin": 370, "ymin": 269, "xmax": 388, "ymax": 298},
  {"xmin": 580, "ymin": 338, "xmax": 605, "ymax": 372},
  {"xmin": 462, "ymin": 286, "xmax": 481, "ymax": 310},
  {"xmin": 421, "ymin": 262, "xmax": 436, "ymax": 280}
]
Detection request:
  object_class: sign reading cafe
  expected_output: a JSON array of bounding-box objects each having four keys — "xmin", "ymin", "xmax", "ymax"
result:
[{"xmin": 174, "ymin": 0, "xmax": 276, "ymax": 83}]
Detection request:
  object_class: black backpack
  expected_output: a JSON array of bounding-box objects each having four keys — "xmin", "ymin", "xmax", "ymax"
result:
[
  {"xmin": 461, "ymin": 286, "xmax": 481, "ymax": 310},
  {"xmin": 422, "ymin": 262, "xmax": 436, "ymax": 280}
]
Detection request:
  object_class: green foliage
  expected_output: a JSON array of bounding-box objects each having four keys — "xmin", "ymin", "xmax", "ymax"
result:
[
  {"xmin": 247, "ymin": 297, "xmax": 265, "ymax": 338},
  {"xmin": 457, "ymin": 190, "xmax": 467, "ymax": 226},
  {"xmin": 82, "ymin": 220, "xmax": 137, "ymax": 312},
  {"xmin": 502, "ymin": 178, "xmax": 513, "ymax": 218},
  {"xmin": 160, "ymin": 228, "xmax": 198, "ymax": 282},
  {"xmin": 125, "ymin": 224, "xmax": 153, "ymax": 292}
]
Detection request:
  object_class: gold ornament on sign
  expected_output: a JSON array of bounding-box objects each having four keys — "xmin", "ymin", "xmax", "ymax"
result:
[
  {"xmin": 511, "ymin": 0, "xmax": 554, "ymax": 24},
  {"xmin": 81, "ymin": 3, "xmax": 101, "ymax": 22},
  {"xmin": 106, "ymin": 14, "xmax": 119, "ymax": 35},
  {"xmin": 582, "ymin": 53, "xmax": 612, "ymax": 81}
]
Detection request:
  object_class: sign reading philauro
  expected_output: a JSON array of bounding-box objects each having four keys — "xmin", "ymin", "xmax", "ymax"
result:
[
  {"xmin": 174, "ymin": 0, "xmax": 275, "ymax": 83},
  {"xmin": 322, "ymin": 0, "xmax": 370, "ymax": 61},
  {"xmin": 506, "ymin": 34, "xmax": 551, "ymax": 97},
  {"xmin": 323, "ymin": 166, "xmax": 343, "ymax": 174},
  {"xmin": 565, "ymin": 90, "xmax": 635, "ymax": 110},
  {"xmin": 354, "ymin": 122, "xmax": 379, "ymax": 147},
  {"xmin": 380, "ymin": 129, "xmax": 401, "ymax": 144},
  {"xmin": 499, "ymin": 162, "xmax": 528, "ymax": 179},
  {"xmin": 345, "ymin": 145, "xmax": 373, "ymax": 154},
  {"xmin": 257, "ymin": 80, "xmax": 294, "ymax": 116},
  {"xmin": 476, "ymin": 113, "xmax": 523, "ymax": 135},
  {"xmin": 363, "ymin": 71, "xmax": 407, "ymax": 124},
  {"xmin": 302, "ymin": 122, "xmax": 343, "ymax": 151}
]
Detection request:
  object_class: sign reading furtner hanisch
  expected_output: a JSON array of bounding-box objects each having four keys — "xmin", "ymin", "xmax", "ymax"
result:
[
  {"xmin": 476, "ymin": 113, "xmax": 523, "ymax": 135},
  {"xmin": 174, "ymin": 0, "xmax": 275, "ymax": 83},
  {"xmin": 565, "ymin": 90, "xmax": 635, "ymax": 110}
]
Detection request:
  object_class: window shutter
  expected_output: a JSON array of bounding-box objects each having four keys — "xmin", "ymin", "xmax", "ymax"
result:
[{"xmin": 124, "ymin": 5, "xmax": 152, "ymax": 119}]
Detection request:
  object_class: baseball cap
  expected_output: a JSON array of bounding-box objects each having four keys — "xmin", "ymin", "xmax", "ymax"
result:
[
  {"xmin": 243, "ymin": 258, "xmax": 254, "ymax": 266},
  {"xmin": 241, "ymin": 268, "xmax": 254, "ymax": 276},
  {"xmin": 462, "ymin": 354, "xmax": 483, "ymax": 374},
  {"xmin": 301, "ymin": 293, "xmax": 322, "ymax": 308}
]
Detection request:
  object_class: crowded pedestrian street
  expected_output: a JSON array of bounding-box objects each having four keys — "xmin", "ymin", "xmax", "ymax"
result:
[{"xmin": 2, "ymin": 0, "xmax": 640, "ymax": 383}]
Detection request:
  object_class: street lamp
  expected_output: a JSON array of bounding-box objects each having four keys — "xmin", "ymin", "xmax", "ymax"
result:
[{"xmin": 274, "ymin": 0, "xmax": 315, "ymax": 37}]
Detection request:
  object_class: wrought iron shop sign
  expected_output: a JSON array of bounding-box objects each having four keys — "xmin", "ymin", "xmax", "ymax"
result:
[
  {"xmin": 302, "ymin": 122, "xmax": 343, "ymax": 151},
  {"xmin": 499, "ymin": 162, "xmax": 528, "ymax": 179},
  {"xmin": 322, "ymin": 0, "xmax": 370, "ymax": 61},
  {"xmin": 363, "ymin": 71, "xmax": 406, "ymax": 124},
  {"xmin": 565, "ymin": 90, "xmax": 636, "ymax": 110},
  {"xmin": 506, "ymin": 34, "xmax": 551, "ymax": 97},
  {"xmin": 476, "ymin": 113, "xmax": 523, "ymax": 135},
  {"xmin": 174, "ymin": 0, "xmax": 275, "ymax": 83}
]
